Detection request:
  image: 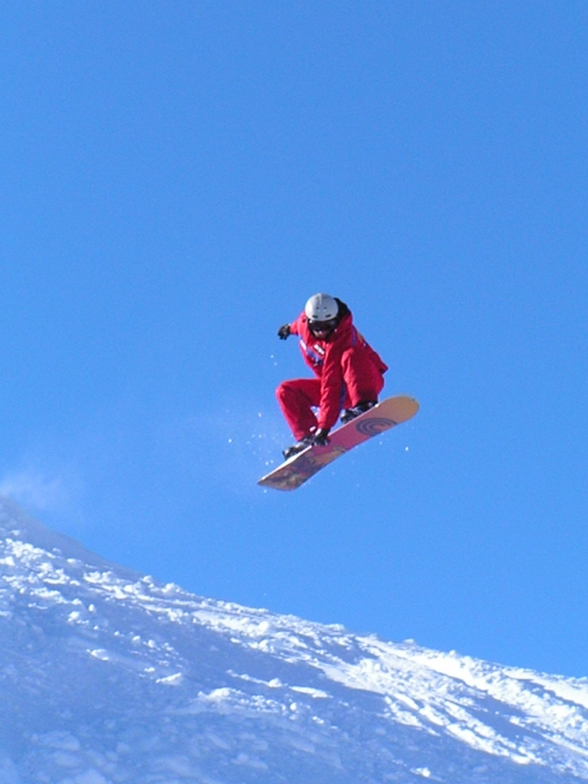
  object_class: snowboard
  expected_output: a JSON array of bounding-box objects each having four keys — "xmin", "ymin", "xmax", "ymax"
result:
[{"xmin": 258, "ymin": 395, "xmax": 419, "ymax": 491}]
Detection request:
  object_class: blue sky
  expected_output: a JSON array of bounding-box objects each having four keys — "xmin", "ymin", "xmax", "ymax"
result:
[{"xmin": 1, "ymin": 2, "xmax": 587, "ymax": 678}]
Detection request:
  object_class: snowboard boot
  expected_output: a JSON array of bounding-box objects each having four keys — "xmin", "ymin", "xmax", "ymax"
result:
[
  {"xmin": 340, "ymin": 400, "xmax": 377, "ymax": 424},
  {"xmin": 282, "ymin": 435, "xmax": 314, "ymax": 460}
]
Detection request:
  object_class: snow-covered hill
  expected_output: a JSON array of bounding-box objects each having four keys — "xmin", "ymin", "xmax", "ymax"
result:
[{"xmin": 1, "ymin": 498, "xmax": 587, "ymax": 783}]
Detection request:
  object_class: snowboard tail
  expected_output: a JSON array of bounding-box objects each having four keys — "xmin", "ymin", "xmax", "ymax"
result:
[{"xmin": 258, "ymin": 395, "xmax": 419, "ymax": 491}]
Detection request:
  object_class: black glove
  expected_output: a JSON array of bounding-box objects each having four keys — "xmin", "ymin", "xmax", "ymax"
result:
[
  {"xmin": 312, "ymin": 428, "xmax": 330, "ymax": 446},
  {"xmin": 277, "ymin": 324, "xmax": 291, "ymax": 340}
]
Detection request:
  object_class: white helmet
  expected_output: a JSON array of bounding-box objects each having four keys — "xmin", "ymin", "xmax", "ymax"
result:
[{"xmin": 304, "ymin": 293, "xmax": 339, "ymax": 323}]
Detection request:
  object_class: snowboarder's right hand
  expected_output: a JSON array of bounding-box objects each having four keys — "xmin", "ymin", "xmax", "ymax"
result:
[
  {"xmin": 277, "ymin": 324, "xmax": 291, "ymax": 340},
  {"xmin": 311, "ymin": 428, "xmax": 330, "ymax": 446}
]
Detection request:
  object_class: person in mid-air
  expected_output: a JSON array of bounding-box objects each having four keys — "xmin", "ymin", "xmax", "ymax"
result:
[{"xmin": 276, "ymin": 293, "xmax": 388, "ymax": 459}]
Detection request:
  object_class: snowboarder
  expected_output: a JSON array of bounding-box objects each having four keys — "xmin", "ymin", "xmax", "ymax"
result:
[{"xmin": 276, "ymin": 293, "xmax": 388, "ymax": 459}]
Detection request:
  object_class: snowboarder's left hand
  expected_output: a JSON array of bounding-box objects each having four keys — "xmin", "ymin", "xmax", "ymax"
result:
[
  {"xmin": 277, "ymin": 324, "xmax": 291, "ymax": 340},
  {"xmin": 312, "ymin": 428, "xmax": 330, "ymax": 446}
]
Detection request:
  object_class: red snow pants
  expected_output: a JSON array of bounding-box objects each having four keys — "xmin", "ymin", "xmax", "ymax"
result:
[{"xmin": 276, "ymin": 347, "xmax": 385, "ymax": 440}]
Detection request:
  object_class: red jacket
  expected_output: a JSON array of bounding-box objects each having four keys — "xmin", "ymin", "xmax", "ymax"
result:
[{"xmin": 289, "ymin": 309, "xmax": 388, "ymax": 430}]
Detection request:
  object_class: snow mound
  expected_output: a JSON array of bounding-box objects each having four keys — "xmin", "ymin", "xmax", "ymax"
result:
[{"xmin": 0, "ymin": 498, "xmax": 586, "ymax": 783}]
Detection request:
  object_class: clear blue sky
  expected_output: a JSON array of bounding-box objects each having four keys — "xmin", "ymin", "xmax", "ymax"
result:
[{"xmin": 1, "ymin": 2, "xmax": 587, "ymax": 678}]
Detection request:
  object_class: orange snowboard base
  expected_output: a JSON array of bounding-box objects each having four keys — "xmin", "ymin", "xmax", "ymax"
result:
[{"xmin": 258, "ymin": 395, "xmax": 419, "ymax": 491}]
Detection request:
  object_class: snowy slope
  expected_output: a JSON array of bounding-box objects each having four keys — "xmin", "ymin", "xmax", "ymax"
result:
[{"xmin": 1, "ymin": 498, "xmax": 587, "ymax": 784}]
